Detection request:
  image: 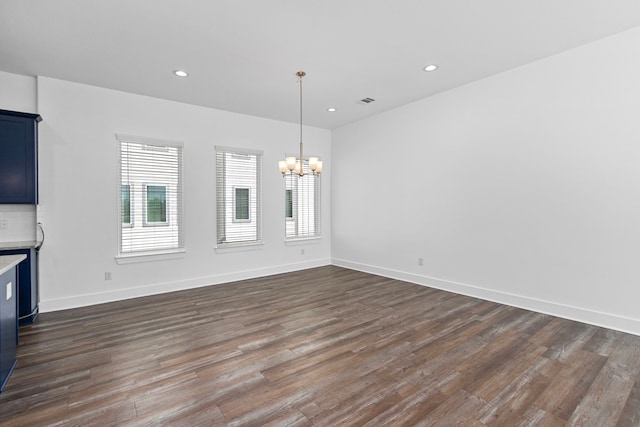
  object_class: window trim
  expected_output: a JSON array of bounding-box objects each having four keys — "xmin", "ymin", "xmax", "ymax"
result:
[{"xmin": 115, "ymin": 249, "xmax": 186, "ymax": 264}]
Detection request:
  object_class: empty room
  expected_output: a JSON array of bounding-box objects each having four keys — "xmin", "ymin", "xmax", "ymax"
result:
[{"xmin": 1, "ymin": 1, "xmax": 640, "ymax": 425}]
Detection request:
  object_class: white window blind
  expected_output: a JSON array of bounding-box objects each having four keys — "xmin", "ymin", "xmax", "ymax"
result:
[
  {"xmin": 216, "ymin": 146, "xmax": 262, "ymax": 246},
  {"xmin": 285, "ymin": 159, "xmax": 320, "ymax": 238},
  {"xmin": 118, "ymin": 135, "xmax": 184, "ymax": 255}
]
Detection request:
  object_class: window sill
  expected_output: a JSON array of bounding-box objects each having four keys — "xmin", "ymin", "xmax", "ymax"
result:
[
  {"xmin": 285, "ymin": 236, "xmax": 322, "ymax": 246},
  {"xmin": 215, "ymin": 241, "xmax": 264, "ymax": 254},
  {"xmin": 115, "ymin": 249, "xmax": 186, "ymax": 264}
]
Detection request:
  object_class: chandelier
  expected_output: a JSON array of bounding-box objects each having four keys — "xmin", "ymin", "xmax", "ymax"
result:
[{"xmin": 278, "ymin": 71, "xmax": 322, "ymax": 177}]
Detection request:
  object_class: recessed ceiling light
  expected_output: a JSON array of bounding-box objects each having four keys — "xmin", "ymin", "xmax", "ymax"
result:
[
  {"xmin": 423, "ymin": 64, "xmax": 438, "ymax": 72},
  {"xmin": 327, "ymin": 107, "xmax": 337, "ymax": 112},
  {"xmin": 173, "ymin": 70, "xmax": 189, "ymax": 77}
]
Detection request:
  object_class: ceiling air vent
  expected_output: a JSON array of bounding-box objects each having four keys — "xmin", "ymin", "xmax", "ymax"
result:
[{"xmin": 359, "ymin": 97, "xmax": 375, "ymax": 104}]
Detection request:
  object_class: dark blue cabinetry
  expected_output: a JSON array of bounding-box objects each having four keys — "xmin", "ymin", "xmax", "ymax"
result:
[
  {"xmin": 0, "ymin": 109, "xmax": 41, "ymax": 204},
  {"xmin": 0, "ymin": 266, "xmax": 17, "ymax": 392},
  {"xmin": 0, "ymin": 249, "xmax": 37, "ymax": 325}
]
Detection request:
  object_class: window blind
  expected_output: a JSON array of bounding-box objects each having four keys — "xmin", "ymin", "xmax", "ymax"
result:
[
  {"xmin": 285, "ymin": 159, "xmax": 320, "ymax": 238},
  {"xmin": 215, "ymin": 146, "xmax": 262, "ymax": 246},
  {"xmin": 118, "ymin": 135, "xmax": 184, "ymax": 254}
]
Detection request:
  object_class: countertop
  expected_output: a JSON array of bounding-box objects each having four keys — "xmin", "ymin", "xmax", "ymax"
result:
[
  {"xmin": 0, "ymin": 241, "xmax": 37, "ymax": 250},
  {"xmin": 0, "ymin": 254, "xmax": 27, "ymax": 276}
]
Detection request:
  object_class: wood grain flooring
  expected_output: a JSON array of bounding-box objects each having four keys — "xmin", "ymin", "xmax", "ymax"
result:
[{"xmin": 1, "ymin": 265, "xmax": 639, "ymax": 426}]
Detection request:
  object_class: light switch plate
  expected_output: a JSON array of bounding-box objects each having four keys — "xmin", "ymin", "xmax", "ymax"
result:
[{"xmin": 6, "ymin": 282, "xmax": 11, "ymax": 300}]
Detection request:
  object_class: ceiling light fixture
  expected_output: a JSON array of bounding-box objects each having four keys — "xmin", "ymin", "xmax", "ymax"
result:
[
  {"xmin": 173, "ymin": 70, "xmax": 189, "ymax": 77},
  {"xmin": 423, "ymin": 64, "xmax": 438, "ymax": 72},
  {"xmin": 327, "ymin": 107, "xmax": 337, "ymax": 112},
  {"xmin": 278, "ymin": 71, "xmax": 322, "ymax": 177}
]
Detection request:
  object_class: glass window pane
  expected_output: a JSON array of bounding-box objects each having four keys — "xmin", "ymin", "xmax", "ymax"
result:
[
  {"xmin": 235, "ymin": 187, "xmax": 250, "ymax": 221},
  {"xmin": 285, "ymin": 189, "xmax": 293, "ymax": 219},
  {"xmin": 121, "ymin": 184, "xmax": 131, "ymax": 224},
  {"xmin": 147, "ymin": 185, "xmax": 167, "ymax": 223}
]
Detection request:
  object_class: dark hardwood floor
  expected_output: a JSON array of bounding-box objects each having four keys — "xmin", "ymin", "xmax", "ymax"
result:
[{"xmin": 1, "ymin": 266, "xmax": 639, "ymax": 426}]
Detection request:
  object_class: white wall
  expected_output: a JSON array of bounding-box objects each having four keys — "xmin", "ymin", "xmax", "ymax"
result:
[
  {"xmin": 4, "ymin": 27, "xmax": 640, "ymax": 335},
  {"xmin": 36, "ymin": 77, "xmax": 331, "ymax": 311},
  {"xmin": 332, "ymin": 27, "xmax": 640, "ymax": 335},
  {"xmin": 0, "ymin": 71, "xmax": 37, "ymax": 113}
]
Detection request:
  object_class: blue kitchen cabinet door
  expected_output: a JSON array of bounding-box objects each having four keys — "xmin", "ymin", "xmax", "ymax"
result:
[
  {"xmin": 0, "ymin": 267, "xmax": 17, "ymax": 392},
  {"xmin": 0, "ymin": 110, "xmax": 42, "ymax": 204},
  {"xmin": 0, "ymin": 249, "xmax": 38, "ymax": 325}
]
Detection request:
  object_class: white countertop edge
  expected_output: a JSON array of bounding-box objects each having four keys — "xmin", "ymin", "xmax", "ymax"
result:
[
  {"xmin": 0, "ymin": 254, "xmax": 27, "ymax": 276},
  {"xmin": 0, "ymin": 241, "xmax": 37, "ymax": 250}
]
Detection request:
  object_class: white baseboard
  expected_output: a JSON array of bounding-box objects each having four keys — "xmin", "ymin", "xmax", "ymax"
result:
[
  {"xmin": 39, "ymin": 258, "xmax": 332, "ymax": 313},
  {"xmin": 331, "ymin": 258, "xmax": 640, "ymax": 336},
  {"xmin": 40, "ymin": 256, "xmax": 640, "ymax": 336}
]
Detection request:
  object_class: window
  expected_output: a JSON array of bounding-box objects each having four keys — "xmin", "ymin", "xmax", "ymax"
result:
[
  {"xmin": 121, "ymin": 184, "xmax": 131, "ymax": 226},
  {"xmin": 285, "ymin": 159, "xmax": 320, "ymax": 238},
  {"xmin": 118, "ymin": 135, "xmax": 183, "ymax": 255},
  {"xmin": 216, "ymin": 146, "xmax": 262, "ymax": 246}
]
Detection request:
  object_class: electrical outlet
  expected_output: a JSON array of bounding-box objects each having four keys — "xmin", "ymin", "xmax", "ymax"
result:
[
  {"xmin": 105, "ymin": 272, "xmax": 112, "ymax": 280},
  {"xmin": 418, "ymin": 258, "xmax": 424, "ymax": 266},
  {"xmin": 0, "ymin": 219, "xmax": 7, "ymax": 230},
  {"xmin": 300, "ymin": 248, "xmax": 305, "ymax": 255}
]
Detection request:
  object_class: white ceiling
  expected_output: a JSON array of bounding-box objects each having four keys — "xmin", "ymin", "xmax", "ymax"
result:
[{"xmin": 1, "ymin": 1, "xmax": 640, "ymax": 129}]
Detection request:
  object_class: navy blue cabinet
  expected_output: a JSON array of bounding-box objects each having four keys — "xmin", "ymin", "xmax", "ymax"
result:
[
  {"xmin": 0, "ymin": 249, "xmax": 37, "ymax": 325},
  {"xmin": 0, "ymin": 109, "xmax": 42, "ymax": 204},
  {"xmin": 0, "ymin": 266, "xmax": 17, "ymax": 392}
]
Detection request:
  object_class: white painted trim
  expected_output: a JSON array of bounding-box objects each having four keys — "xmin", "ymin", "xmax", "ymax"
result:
[
  {"xmin": 215, "ymin": 241, "xmax": 264, "ymax": 253},
  {"xmin": 116, "ymin": 133, "xmax": 183, "ymax": 148},
  {"xmin": 285, "ymin": 237, "xmax": 322, "ymax": 246},
  {"xmin": 215, "ymin": 145, "xmax": 264, "ymax": 156},
  {"xmin": 331, "ymin": 258, "xmax": 640, "ymax": 336},
  {"xmin": 40, "ymin": 258, "xmax": 331, "ymax": 313},
  {"xmin": 115, "ymin": 249, "xmax": 186, "ymax": 264}
]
